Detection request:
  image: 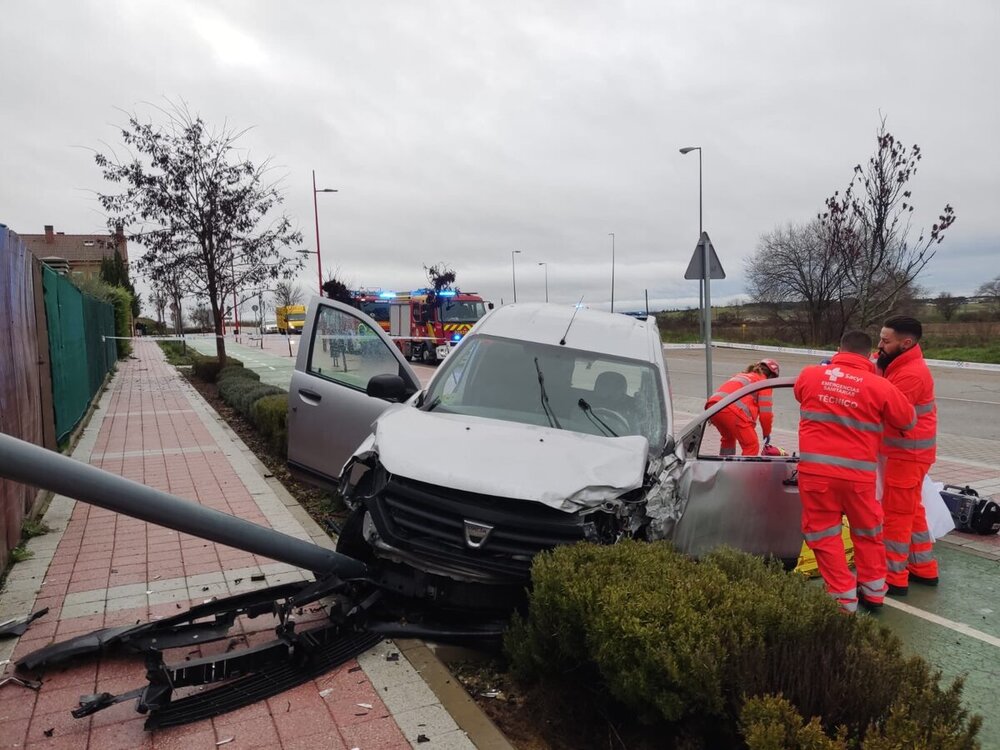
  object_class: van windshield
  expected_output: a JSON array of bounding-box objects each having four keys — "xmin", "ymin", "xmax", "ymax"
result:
[
  {"xmin": 439, "ymin": 301, "xmax": 485, "ymax": 322},
  {"xmin": 423, "ymin": 334, "xmax": 666, "ymax": 448}
]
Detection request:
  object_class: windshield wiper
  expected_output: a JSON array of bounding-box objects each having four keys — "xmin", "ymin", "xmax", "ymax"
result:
[
  {"xmin": 534, "ymin": 358, "xmax": 562, "ymax": 429},
  {"xmin": 578, "ymin": 398, "xmax": 618, "ymax": 437},
  {"xmin": 424, "ymin": 396, "xmax": 442, "ymax": 412}
]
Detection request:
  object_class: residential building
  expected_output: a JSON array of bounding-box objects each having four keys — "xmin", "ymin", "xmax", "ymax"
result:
[{"xmin": 21, "ymin": 224, "xmax": 128, "ymax": 279}]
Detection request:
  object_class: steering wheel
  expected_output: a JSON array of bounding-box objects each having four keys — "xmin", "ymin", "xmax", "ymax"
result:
[{"xmin": 591, "ymin": 407, "xmax": 630, "ymax": 436}]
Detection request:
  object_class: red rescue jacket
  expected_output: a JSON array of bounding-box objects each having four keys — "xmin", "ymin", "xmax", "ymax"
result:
[
  {"xmin": 794, "ymin": 352, "xmax": 916, "ymax": 481},
  {"xmin": 880, "ymin": 344, "xmax": 937, "ymax": 464},
  {"xmin": 707, "ymin": 371, "xmax": 774, "ymax": 436}
]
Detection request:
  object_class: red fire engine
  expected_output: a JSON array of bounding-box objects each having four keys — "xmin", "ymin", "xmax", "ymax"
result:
[
  {"xmin": 348, "ymin": 290, "xmax": 392, "ymax": 333},
  {"xmin": 387, "ymin": 288, "xmax": 490, "ymax": 362}
]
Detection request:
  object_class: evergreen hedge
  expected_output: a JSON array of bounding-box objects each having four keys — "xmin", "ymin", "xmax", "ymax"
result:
[
  {"xmin": 252, "ymin": 394, "xmax": 289, "ymax": 456},
  {"xmin": 506, "ymin": 541, "xmax": 981, "ymax": 748},
  {"xmin": 216, "ymin": 377, "xmax": 283, "ymax": 420},
  {"xmin": 218, "ymin": 364, "xmax": 260, "ymax": 383},
  {"xmin": 192, "ymin": 355, "xmax": 242, "ymax": 382}
]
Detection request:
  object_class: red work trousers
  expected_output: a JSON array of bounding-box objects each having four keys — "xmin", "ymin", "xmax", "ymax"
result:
[
  {"xmin": 709, "ymin": 407, "xmax": 759, "ymax": 456},
  {"xmin": 882, "ymin": 458, "xmax": 937, "ymax": 587},
  {"xmin": 799, "ymin": 474, "xmax": 887, "ymax": 613}
]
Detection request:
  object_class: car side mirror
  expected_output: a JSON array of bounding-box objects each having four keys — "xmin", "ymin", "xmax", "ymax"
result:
[{"xmin": 367, "ymin": 374, "xmax": 408, "ymax": 402}]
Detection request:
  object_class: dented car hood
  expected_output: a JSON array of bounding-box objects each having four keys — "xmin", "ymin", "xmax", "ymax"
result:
[{"xmin": 362, "ymin": 405, "xmax": 649, "ymax": 512}]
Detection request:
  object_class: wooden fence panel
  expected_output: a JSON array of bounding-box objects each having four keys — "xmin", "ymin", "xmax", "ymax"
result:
[{"xmin": 0, "ymin": 228, "xmax": 51, "ymax": 570}]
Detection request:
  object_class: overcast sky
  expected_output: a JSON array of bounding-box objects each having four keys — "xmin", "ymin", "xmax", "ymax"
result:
[{"xmin": 2, "ymin": 1, "xmax": 997, "ymax": 314}]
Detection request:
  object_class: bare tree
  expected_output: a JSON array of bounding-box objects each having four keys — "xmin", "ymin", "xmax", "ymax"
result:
[
  {"xmin": 95, "ymin": 102, "xmax": 303, "ymax": 364},
  {"xmin": 191, "ymin": 304, "xmax": 212, "ymax": 331},
  {"xmin": 976, "ymin": 275, "xmax": 1000, "ymax": 320},
  {"xmin": 424, "ymin": 262, "xmax": 456, "ymax": 291},
  {"xmin": 745, "ymin": 221, "xmax": 846, "ymax": 345},
  {"xmin": 934, "ymin": 292, "xmax": 963, "ymax": 322},
  {"xmin": 820, "ymin": 118, "xmax": 955, "ymax": 329},
  {"xmin": 150, "ymin": 289, "xmax": 168, "ymax": 328},
  {"xmin": 321, "ymin": 270, "xmax": 353, "ymax": 304},
  {"xmin": 273, "ymin": 280, "xmax": 303, "ymax": 308}
]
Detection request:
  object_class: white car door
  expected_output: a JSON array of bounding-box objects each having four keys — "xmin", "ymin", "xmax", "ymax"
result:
[
  {"xmin": 672, "ymin": 377, "xmax": 803, "ymax": 564},
  {"xmin": 288, "ymin": 297, "xmax": 421, "ymax": 490}
]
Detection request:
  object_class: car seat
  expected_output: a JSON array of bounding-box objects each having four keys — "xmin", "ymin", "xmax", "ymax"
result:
[{"xmin": 591, "ymin": 371, "xmax": 634, "ymax": 431}]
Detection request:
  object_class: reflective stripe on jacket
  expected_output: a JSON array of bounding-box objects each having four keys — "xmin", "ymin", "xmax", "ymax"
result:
[
  {"xmin": 794, "ymin": 352, "xmax": 916, "ymax": 481},
  {"xmin": 706, "ymin": 371, "xmax": 770, "ymax": 430},
  {"xmin": 881, "ymin": 344, "xmax": 937, "ymax": 464}
]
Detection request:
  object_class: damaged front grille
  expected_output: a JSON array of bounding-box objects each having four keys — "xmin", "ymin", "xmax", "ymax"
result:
[{"xmin": 368, "ymin": 476, "xmax": 588, "ymax": 579}]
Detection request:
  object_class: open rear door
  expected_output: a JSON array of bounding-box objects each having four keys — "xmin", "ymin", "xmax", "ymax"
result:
[
  {"xmin": 288, "ymin": 296, "xmax": 420, "ymax": 491},
  {"xmin": 671, "ymin": 377, "xmax": 803, "ymax": 564}
]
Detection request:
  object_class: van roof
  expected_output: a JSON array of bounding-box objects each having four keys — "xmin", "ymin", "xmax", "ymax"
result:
[{"xmin": 473, "ymin": 303, "xmax": 660, "ymax": 362}]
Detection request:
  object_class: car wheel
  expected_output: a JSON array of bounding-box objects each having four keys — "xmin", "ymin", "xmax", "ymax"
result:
[{"xmin": 420, "ymin": 344, "xmax": 437, "ymax": 364}]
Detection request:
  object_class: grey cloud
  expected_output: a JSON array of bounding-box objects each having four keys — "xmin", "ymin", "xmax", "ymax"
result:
[{"xmin": 1, "ymin": 0, "xmax": 997, "ymax": 314}]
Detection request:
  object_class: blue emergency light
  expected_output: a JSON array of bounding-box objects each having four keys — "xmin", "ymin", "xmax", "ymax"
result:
[
  {"xmin": 439, "ymin": 290, "xmax": 457, "ymax": 297},
  {"xmin": 379, "ymin": 291, "xmax": 397, "ymax": 299},
  {"xmin": 452, "ymin": 333, "xmax": 462, "ymax": 341}
]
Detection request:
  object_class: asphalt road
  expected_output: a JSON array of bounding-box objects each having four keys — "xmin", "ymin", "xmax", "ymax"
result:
[{"xmin": 664, "ymin": 347, "xmax": 1000, "ymax": 442}]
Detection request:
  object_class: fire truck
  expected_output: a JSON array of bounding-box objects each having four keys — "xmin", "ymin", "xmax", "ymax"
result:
[
  {"xmin": 348, "ymin": 290, "xmax": 391, "ymax": 333},
  {"xmin": 387, "ymin": 288, "xmax": 491, "ymax": 362}
]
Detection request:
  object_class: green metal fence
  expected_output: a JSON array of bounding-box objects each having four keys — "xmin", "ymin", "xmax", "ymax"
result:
[{"xmin": 42, "ymin": 266, "xmax": 117, "ymax": 441}]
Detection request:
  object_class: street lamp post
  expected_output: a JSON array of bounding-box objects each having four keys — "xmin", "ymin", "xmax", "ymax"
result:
[
  {"xmin": 680, "ymin": 145, "xmax": 712, "ymax": 398},
  {"xmin": 609, "ymin": 232, "xmax": 615, "ymax": 312},
  {"xmin": 312, "ymin": 171, "xmax": 338, "ymax": 296},
  {"xmin": 511, "ymin": 250, "xmax": 522, "ymax": 303},
  {"xmin": 537, "ymin": 262, "xmax": 548, "ymax": 302}
]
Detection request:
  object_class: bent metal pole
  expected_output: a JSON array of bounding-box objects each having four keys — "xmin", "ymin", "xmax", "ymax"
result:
[{"xmin": 0, "ymin": 432, "xmax": 367, "ymax": 579}]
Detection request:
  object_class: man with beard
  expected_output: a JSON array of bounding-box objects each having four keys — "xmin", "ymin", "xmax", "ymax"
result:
[{"xmin": 877, "ymin": 315, "xmax": 939, "ymax": 594}]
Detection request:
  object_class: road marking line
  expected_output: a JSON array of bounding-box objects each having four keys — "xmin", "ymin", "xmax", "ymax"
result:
[
  {"xmin": 882, "ymin": 598, "xmax": 1000, "ymax": 649},
  {"xmin": 937, "ymin": 396, "xmax": 1000, "ymax": 406}
]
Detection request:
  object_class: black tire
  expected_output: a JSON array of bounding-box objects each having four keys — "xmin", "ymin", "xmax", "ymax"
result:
[{"xmin": 420, "ymin": 344, "xmax": 437, "ymax": 364}]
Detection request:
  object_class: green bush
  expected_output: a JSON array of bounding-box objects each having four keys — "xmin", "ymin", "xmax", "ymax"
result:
[
  {"xmin": 506, "ymin": 542, "xmax": 981, "ymax": 747},
  {"xmin": 218, "ymin": 364, "xmax": 259, "ymax": 383},
  {"xmin": 252, "ymin": 393, "xmax": 289, "ymax": 456},
  {"xmin": 104, "ymin": 285, "xmax": 134, "ymax": 359},
  {"xmin": 192, "ymin": 355, "xmax": 242, "ymax": 382},
  {"xmin": 217, "ymin": 377, "xmax": 283, "ymax": 419}
]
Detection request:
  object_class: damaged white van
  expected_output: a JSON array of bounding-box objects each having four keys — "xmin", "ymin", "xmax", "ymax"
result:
[{"xmin": 288, "ymin": 299, "xmax": 802, "ymax": 610}]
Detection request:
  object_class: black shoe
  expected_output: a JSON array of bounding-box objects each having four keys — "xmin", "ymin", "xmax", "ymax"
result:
[
  {"xmin": 886, "ymin": 583, "xmax": 908, "ymax": 596},
  {"xmin": 909, "ymin": 573, "xmax": 939, "ymax": 587},
  {"xmin": 857, "ymin": 591, "xmax": 883, "ymax": 612}
]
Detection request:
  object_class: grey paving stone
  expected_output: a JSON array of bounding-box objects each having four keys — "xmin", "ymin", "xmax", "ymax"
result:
[
  {"xmin": 63, "ymin": 588, "xmax": 110, "ymax": 607},
  {"xmin": 393, "ymin": 703, "xmax": 462, "ymax": 744},
  {"xmin": 380, "ymin": 679, "xmax": 440, "ymax": 714},
  {"xmin": 413, "ymin": 729, "xmax": 477, "ymax": 749},
  {"xmin": 105, "ymin": 593, "xmax": 149, "ymax": 612},
  {"xmin": 60, "ymin": 600, "xmax": 105, "ymax": 619}
]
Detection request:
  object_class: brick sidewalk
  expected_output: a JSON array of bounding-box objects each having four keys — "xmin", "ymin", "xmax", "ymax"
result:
[{"xmin": 0, "ymin": 341, "xmax": 476, "ymax": 749}]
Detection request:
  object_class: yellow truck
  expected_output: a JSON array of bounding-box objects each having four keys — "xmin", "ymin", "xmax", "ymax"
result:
[{"xmin": 276, "ymin": 305, "xmax": 307, "ymax": 335}]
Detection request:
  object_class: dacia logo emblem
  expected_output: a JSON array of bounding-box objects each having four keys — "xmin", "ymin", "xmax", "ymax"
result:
[{"xmin": 463, "ymin": 520, "xmax": 494, "ymax": 549}]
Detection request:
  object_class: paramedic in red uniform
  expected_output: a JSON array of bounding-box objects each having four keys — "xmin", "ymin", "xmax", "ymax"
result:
[
  {"xmin": 706, "ymin": 359, "xmax": 779, "ymax": 456},
  {"xmin": 795, "ymin": 330, "xmax": 916, "ymax": 613},
  {"xmin": 877, "ymin": 316, "xmax": 939, "ymax": 595}
]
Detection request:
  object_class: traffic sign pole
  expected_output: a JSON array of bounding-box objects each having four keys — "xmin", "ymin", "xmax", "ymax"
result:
[
  {"xmin": 703, "ymin": 236, "xmax": 713, "ymax": 399},
  {"xmin": 684, "ymin": 232, "xmax": 725, "ymax": 398}
]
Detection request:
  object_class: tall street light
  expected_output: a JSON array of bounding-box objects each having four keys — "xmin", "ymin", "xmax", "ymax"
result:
[
  {"xmin": 511, "ymin": 250, "xmax": 522, "ymax": 303},
  {"xmin": 312, "ymin": 170, "xmax": 338, "ymax": 296},
  {"xmin": 537, "ymin": 262, "xmax": 548, "ymax": 302},
  {"xmin": 608, "ymin": 232, "xmax": 615, "ymax": 312},
  {"xmin": 680, "ymin": 145, "xmax": 712, "ymax": 398}
]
